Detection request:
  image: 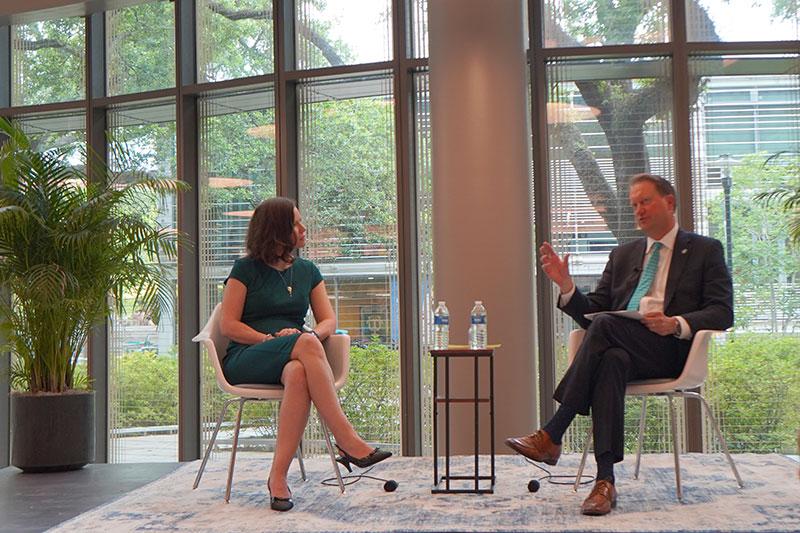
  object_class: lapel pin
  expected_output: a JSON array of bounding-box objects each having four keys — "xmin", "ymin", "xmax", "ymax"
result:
[{"xmin": 681, "ymin": 248, "xmax": 688, "ymax": 254}]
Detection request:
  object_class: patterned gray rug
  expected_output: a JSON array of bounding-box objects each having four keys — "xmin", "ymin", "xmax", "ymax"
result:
[{"xmin": 49, "ymin": 453, "xmax": 799, "ymax": 532}]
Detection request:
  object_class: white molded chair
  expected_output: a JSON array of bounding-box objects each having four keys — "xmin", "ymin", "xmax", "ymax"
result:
[
  {"xmin": 192, "ymin": 303, "xmax": 349, "ymax": 501},
  {"xmin": 567, "ymin": 328, "xmax": 743, "ymax": 500}
]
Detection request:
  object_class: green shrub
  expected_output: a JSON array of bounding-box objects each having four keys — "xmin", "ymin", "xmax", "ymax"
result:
[
  {"xmin": 112, "ymin": 351, "xmax": 178, "ymax": 427},
  {"xmin": 706, "ymin": 333, "xmax": 800, "ymax": 453},
  {"xmin": 339, "ymin": 341, "xmax": 401, "ymax": 444}
]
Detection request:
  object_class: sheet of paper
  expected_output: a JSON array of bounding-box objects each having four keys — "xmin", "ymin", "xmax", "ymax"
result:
[{"xmin": 584, "ymin": 310, "xmax": 643, "ymax": 321}]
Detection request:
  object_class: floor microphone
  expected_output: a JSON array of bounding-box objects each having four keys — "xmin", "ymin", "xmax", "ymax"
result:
[
  {"xmin": 523, "ymin": 458, "xmax": 594, "ymax": 493},
  {"xmin": 322, "ymin": 463, "xmax": 399, "ymax": 492}
]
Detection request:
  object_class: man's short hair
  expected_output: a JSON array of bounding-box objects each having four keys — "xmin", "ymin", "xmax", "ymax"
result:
[{"xmin": 630, "ymin": 173, "xmax": 675, "ymax": 198}]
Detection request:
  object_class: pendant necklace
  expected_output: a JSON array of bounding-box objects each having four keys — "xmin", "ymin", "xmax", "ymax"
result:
[{"xmin": 276, "ymin": 266, "xmax": 294, "ymax": 297}]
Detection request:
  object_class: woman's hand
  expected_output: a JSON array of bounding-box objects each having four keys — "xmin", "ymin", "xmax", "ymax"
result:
[{"xmin": 274, "ymin": 328, "xmax": 301, "ymax": 337}]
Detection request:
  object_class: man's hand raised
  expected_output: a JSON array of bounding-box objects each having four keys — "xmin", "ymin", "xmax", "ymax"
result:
[{"xmin": 539, "ymin": 242, "xmax": 574, "ymax": 294}]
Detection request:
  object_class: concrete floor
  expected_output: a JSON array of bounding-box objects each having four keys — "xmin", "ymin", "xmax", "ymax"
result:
[
  {"xmin": 0, "ymin": 435, "xmax": 277, "ymax": 533},
  {"xmin": 111, "ymin": 433, "xmax": 180, "ymax": 463},
  {"xmin": 0, "ymin": 462, "xmax": 180, "ymax": 533}
]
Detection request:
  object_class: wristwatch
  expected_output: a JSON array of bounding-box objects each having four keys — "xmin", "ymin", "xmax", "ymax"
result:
[
  {"xmin": 310, "ymin": 329, "xmax": 322, "ymax": 341},
  {"xmin": 673, "ymin": 318, "xmax": 682, "ymax": 337}
]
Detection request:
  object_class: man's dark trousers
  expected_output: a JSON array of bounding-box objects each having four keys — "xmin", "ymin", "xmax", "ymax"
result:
[{"xmin": 554, "ymin": 314, "xmax": 686, "ymax": 463}]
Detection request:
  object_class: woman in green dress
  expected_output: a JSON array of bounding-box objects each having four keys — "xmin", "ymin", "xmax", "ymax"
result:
[{"xmin": 220, "ymin": 197, "xmax": 391, "ymax": 511}]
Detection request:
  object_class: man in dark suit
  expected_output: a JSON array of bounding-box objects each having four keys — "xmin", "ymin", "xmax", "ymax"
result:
[{"xmin": 506, "ymin": 174, "xmax": 733, "ymax": 515}]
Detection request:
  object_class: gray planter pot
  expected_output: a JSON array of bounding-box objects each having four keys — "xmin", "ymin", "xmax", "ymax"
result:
[{"xmin": 11, "ymin": 390, "xmax": 95, "ymax": 473}]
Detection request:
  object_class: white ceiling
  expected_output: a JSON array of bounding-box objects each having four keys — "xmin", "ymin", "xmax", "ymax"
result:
[{"xmin": 1, "ymin": 0, "xmax": 148, "ymax": 25}]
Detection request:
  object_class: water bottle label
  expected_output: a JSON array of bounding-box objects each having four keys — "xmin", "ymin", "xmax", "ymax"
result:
[
  {"xmin": 471, "ymin": 316, "xmax": 486, "ymax": 325},
  {"xmin": 434, "ymin": 316, "xmax": 449, "ymax": 325}
]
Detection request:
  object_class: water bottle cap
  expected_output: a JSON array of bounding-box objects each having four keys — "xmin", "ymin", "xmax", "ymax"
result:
[
  {"xmin": 437, "ymin": 301, "xmax": 445, "ymax": 305},
  {"xmin": 475, "ymin": 300, "xmax": 482, "ymax": 304}
]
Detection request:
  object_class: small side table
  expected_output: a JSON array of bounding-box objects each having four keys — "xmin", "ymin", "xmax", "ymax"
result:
[{"xmin": 430, "ymin": 346, "xmax": 497, "ymax": 494}]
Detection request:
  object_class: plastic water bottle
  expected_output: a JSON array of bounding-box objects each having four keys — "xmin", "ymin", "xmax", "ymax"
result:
[
  {"xmin": 433, "ymin": 301, "xmax": 450, "ymax": 350},
  {"xmin": 468, "ymin": 300, "xmax": 487, "ymax": 349}
]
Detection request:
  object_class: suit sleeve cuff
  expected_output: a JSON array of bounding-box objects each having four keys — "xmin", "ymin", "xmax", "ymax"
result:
[
  {"xmin": 675, "ymin": 316, "xmax": 692, "ymax": 339},
  {"xmin": 559, "ymin": 286, "xmax": 576, "ymax": 307}
]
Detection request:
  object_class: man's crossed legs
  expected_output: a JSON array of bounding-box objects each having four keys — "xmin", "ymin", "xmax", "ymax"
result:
[{"xmin": 506, "ymin": 315, "xmax": 684, "ymax": 515}]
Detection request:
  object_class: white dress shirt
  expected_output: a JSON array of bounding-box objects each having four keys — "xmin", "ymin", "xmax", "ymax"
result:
[{"xmin": 560, "ymin": 222, "xmax": 691, "ymax": 339}]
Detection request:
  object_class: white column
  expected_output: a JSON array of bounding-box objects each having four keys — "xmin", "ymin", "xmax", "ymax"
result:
[{"xmin": 430, "ymin": 0, "xmax": 537, "ymax": 454}]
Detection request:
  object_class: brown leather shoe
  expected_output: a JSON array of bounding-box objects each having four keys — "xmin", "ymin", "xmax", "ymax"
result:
[
  {"xmin": 504, "ymin": 429, "xmax": 561, "ymax": 465},
  {"xmin": 581, "ymin": 479, "xmax": 617, "ymax": 516}
]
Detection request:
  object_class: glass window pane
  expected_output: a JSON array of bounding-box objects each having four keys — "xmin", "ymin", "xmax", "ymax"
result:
[
  {"xmin": 295, "ymin": 0, "xmax": 392, "ymax": 70},
  {"xmin": 543, "ymin": 0, "xmax": 670, "ymax": 48},
  {"xmin": 15, "ymin": 111, "xmax": 86, "ymax": 164},
  {"xmin": 298, "ymin": 74, "xmax": 400, "ymax": 451},
  {"xmin": 107, "ymin": 101, "xmax": 178, "ymax": 463},
  {"xmin": 546, "ymin": 57, "xmax": 676, "ymax": 452},
  {"xmin": 413, "ymin": 70, "xmax": 433, "ymax": 453},
  {"xmin": 198, "ymin": 86, "xmax": 277, "ymax": 455},
  {"xmin": 106, "ymin": 1, "xmax": 176, "ymax": 96},
  {"xmin": 688, "ymin": 1, "xmax": 800, "ymax": 42},
  {"xmin": 690, "ymin": 55, "xmax": 800, "ymax": 454},
  {"xmin": 197, "ymin": 0, "xmax": 274, "ymax": 82},
  {"xmin": 410, "ymin": 0, "xmax": 428, "ymax": 58},
  {"xmin": 11, "ymin": 17, "xmax": 85, "ymax": 106}
]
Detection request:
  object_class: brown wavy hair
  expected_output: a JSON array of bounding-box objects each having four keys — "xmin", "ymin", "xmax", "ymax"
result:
[
  {"xmin": 630, "ymin": 173, "xmax": 676, "ymax": 198},
  {"xmin": 246, "ymin": 197, "xmax": 296, "ymax": 265}
]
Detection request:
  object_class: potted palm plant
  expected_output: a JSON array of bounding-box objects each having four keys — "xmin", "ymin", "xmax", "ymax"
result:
[{"xmin": 0, "ymin": 118, "xmax": 187, "ymax": 471}]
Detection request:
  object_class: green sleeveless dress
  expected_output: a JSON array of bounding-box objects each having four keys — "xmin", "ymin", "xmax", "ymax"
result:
[{"xmin": 222, "ymin": 256, "xmax": 323, "ymax": 385}]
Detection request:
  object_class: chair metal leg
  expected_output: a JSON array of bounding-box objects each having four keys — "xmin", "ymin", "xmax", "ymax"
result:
[
  {"xmin": 689, "ymin": 391, "xmax": 744, "ymax": 488},
  {"xmin": 320, "ymin": 419, "xmax": 345, "ymax": 494},
  {"xmin": 667, "ymin": 394, "xmax": 682, "ymax": 502},
  {"xmin": 194, "ymin": 398, "xmax": 236, "ymax": 489},
  {"xmin": 296, "ymin": 440, "xmax": 307, "ymax": 482},
  {"xmin": 574, "ymin": 424, "xmax": 593, "ymax": 492},
  {"xmin": 634, "ymin": 395, "xmax": 648, "ymax": 479},
  {"xmin": 225, "ymin": 398, "xmax": 245, "ymax": 503}
]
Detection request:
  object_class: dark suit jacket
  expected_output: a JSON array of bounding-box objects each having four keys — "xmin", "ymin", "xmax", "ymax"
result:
[{"xmin": 559, "ymin": 229, "xmax": 733, "ymax": 356}]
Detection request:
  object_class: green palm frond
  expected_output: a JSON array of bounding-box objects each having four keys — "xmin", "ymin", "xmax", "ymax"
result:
[
  {"xmin": 0, "ymin": 117, "xmax": 191, "ymax": 393},
  {"xmin": 0, "ymin": 118, "xmax": 30, "ymax": 150},
  {"xmin": 755, "ymin": 151, "xmax": 800, "ymax": 246},
  {"xmin": 0, "ymin": 205, "xmax": 28, "ymax": 225},
  {"xmin": 19, "ymin": 264, "xmax": 79, "ymax": 302},
  {"xmin": 122, "ymin": 176, "xmax": 190, "ymax": 196},
  {"xmin": 757, "ymin": 185, "xmax": 800, "ymax": 209}
]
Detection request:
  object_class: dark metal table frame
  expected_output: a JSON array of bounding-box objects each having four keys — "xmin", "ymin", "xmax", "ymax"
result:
[{"xmin": 430, "ymin": 348, "xmax": 495, "ymax": 494}]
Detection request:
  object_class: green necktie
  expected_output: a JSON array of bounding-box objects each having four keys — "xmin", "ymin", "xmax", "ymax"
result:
[{"xmin": 626, "ymin": 242, "xmax": 663, "ymax": 311}]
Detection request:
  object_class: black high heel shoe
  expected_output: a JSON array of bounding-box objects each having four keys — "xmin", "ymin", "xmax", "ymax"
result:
[
  {"xmin": 335, "ymin": 444, "xmax": 392, "ymax": 472},
  {"xmin": 267, "ymin": 478, "xmax": 294, "ymax": 512}
]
